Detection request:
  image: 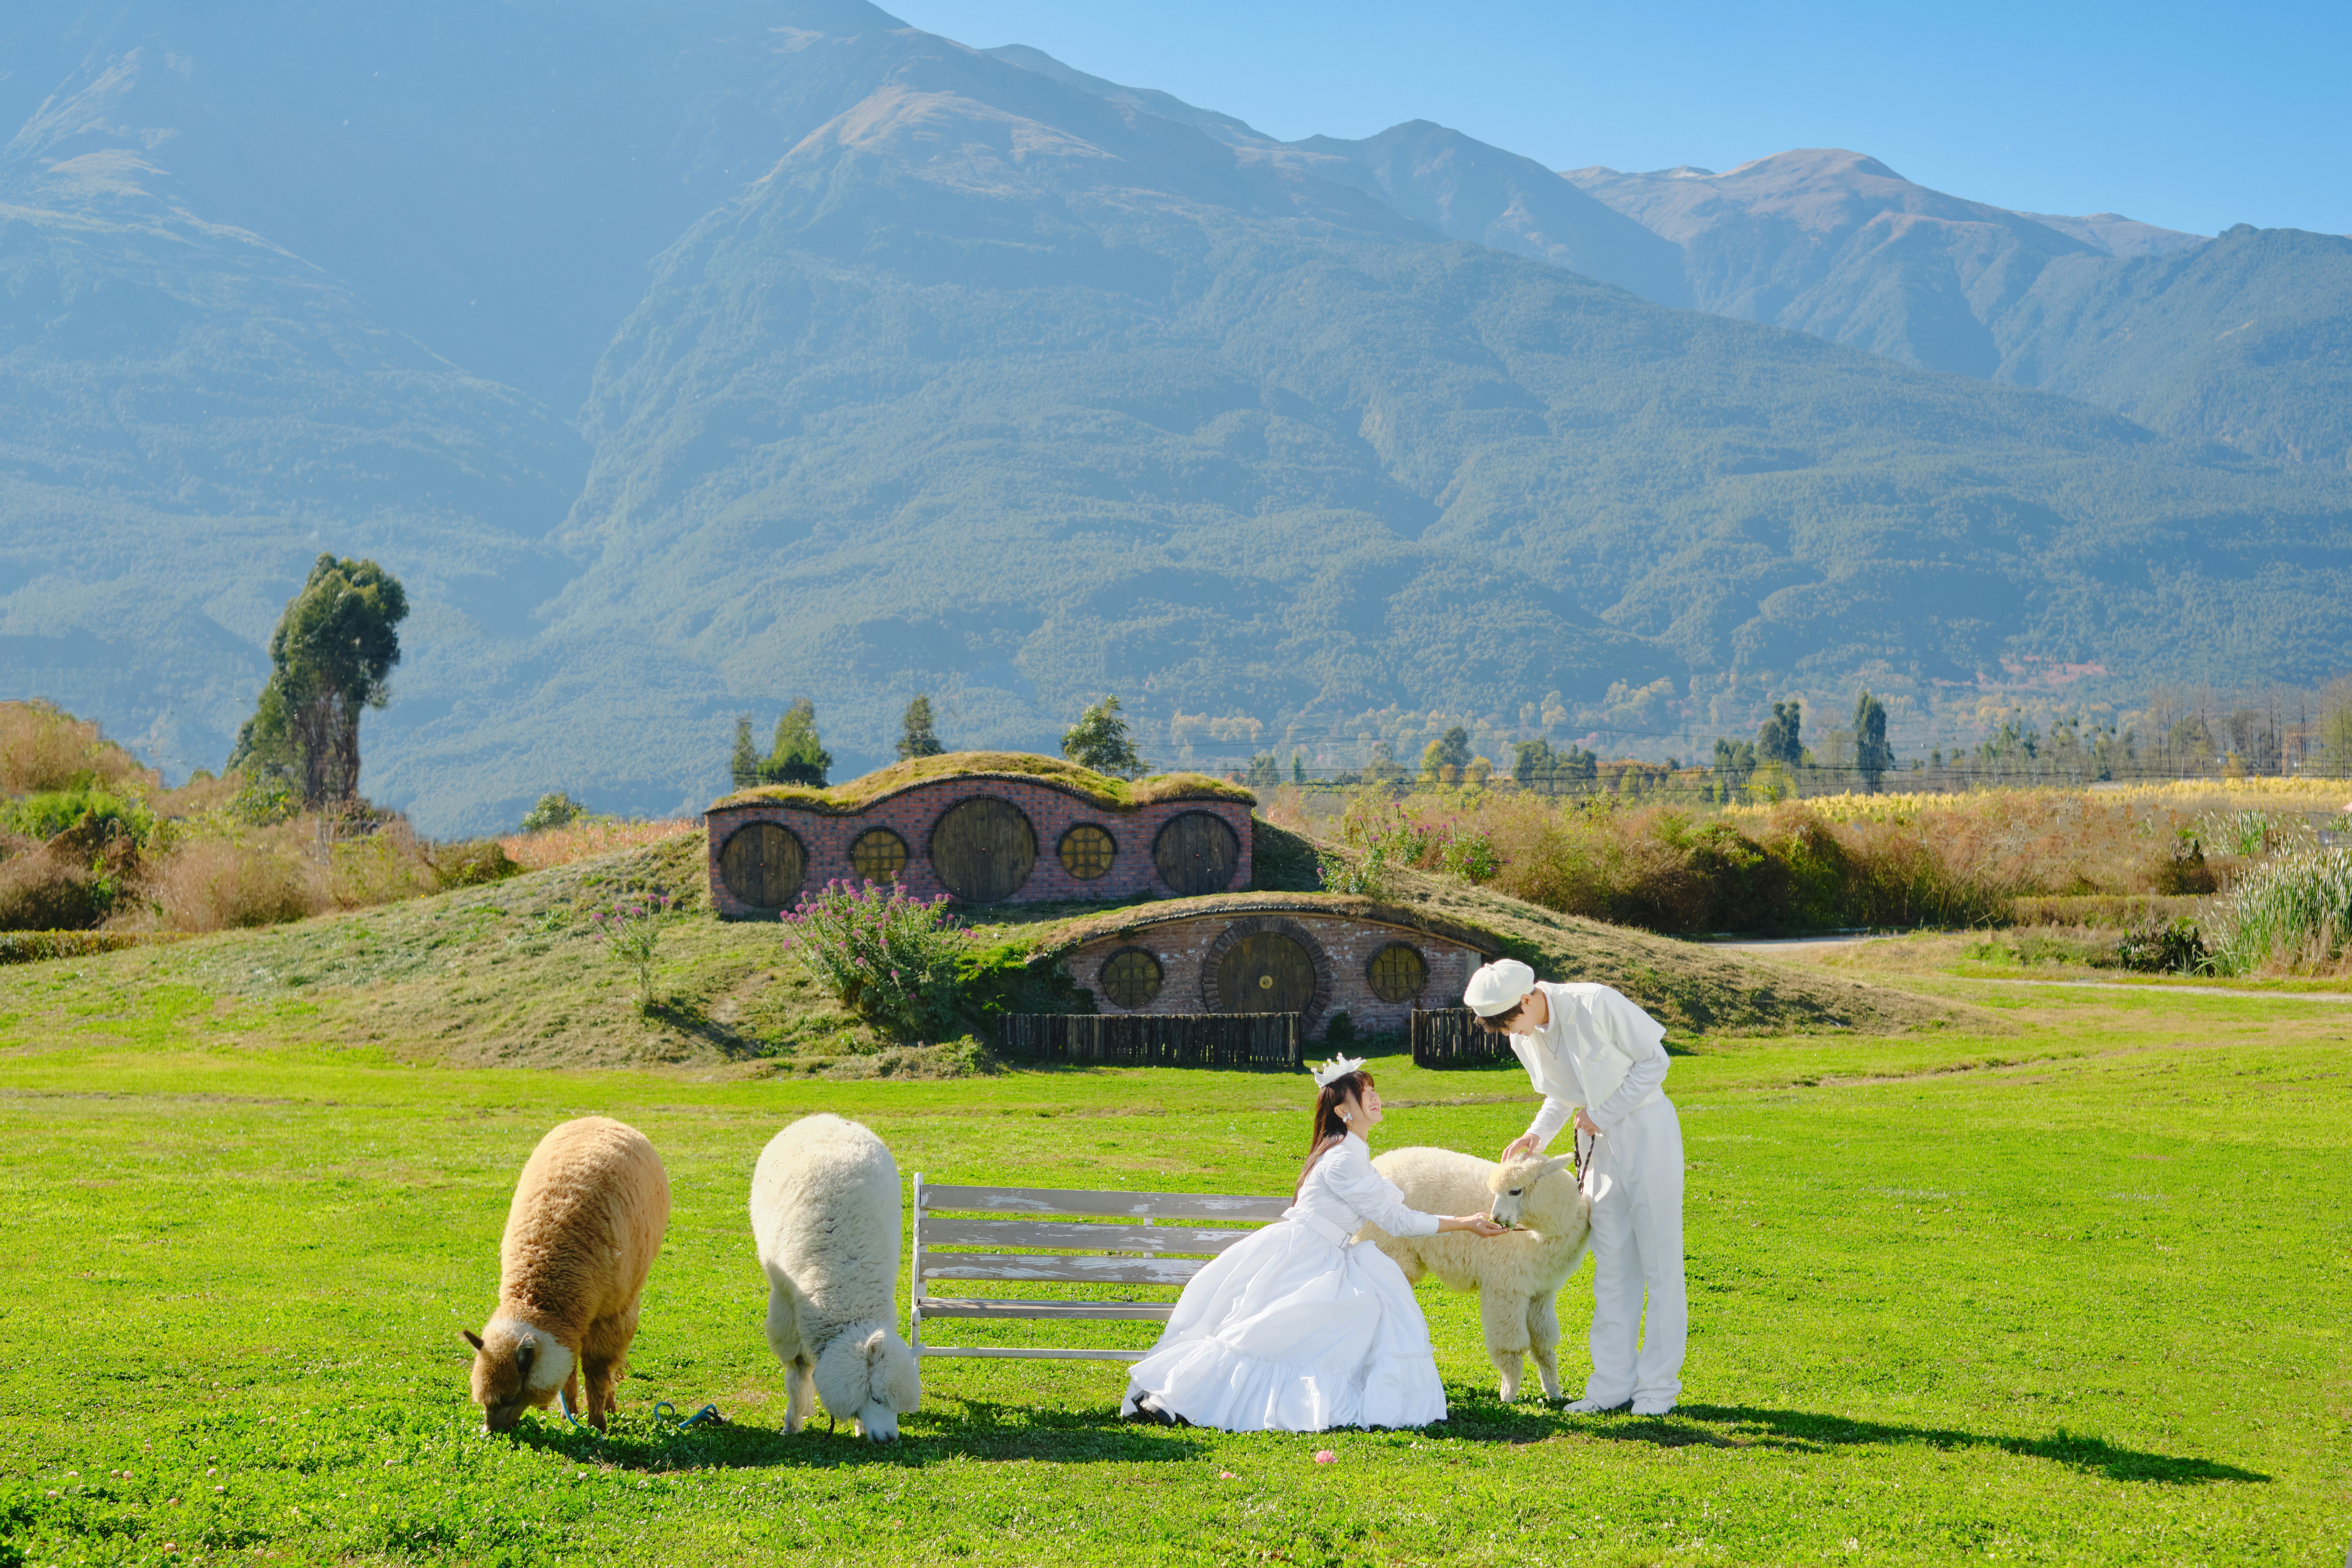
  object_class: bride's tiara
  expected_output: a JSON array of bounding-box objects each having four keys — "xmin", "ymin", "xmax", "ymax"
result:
[{"xmin": 1309, "ymin": 1055, "xmax": 1366, "ymax": 1089}]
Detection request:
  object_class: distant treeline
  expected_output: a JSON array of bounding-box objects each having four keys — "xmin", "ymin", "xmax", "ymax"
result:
[{"xmin": 1224, "ymin": 679, "xmax": 2352, "ymax": 801}]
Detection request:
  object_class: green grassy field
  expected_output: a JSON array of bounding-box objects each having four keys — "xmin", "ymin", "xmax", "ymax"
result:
[{"xmin": 3, "ymin": 935, "xmax": 2348, "ymax": 1568}]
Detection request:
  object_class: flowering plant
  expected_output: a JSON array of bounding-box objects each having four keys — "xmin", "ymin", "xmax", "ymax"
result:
[
  {"xmin": 587, "ymin": 889, "xmax": 674, "ymax": 1007},
  {"xmin": 780, "ymin": 878, "xmax": 967, "ymax": 1041}
]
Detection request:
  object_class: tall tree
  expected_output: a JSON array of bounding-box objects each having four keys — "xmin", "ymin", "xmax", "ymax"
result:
[
  {"xmin": 232, "ymin": 554, "xmax": 407, "ymax": 806},
  {"xmin": 729, "ymin": 714, "xmax": 760, "ymax": 789},
  {"xmin": 1852, "ymin": 690, "xmax": 1894, "ymax": 791},
  {"xmin": 1712, "ymin": 737, "xmax": 1758, "ymax": 791},
  {"xmin": 763, "ymin": 698, "xmax": 831, "ymax": 786},
  {"xmin": 1756, "ymin": 700, "xmax": 1803, "ymax": 768},
  {"xmin": 897, "ymin": 694, "xmax": 945, "ymax": 760},
  {"xmin": 1062, "ymin": 694, "xmax": 1146, "ymax": 777}
]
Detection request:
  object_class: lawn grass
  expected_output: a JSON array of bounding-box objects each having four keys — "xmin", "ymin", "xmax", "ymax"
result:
[{"xmin": 3, "ymin": 948, "xmax": 2348, "ymax": 1565}]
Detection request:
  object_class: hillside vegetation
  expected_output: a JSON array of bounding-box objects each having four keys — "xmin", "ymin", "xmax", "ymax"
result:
[{"xmin": 0, "ymin": 817, "xmax": 1972, "ymax": 1074}]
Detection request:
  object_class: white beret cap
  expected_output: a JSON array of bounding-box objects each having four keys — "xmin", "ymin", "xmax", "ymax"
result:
[{"xmin": 1463, "ymin": 958, "xmax": 1536, "ymax": 1017}]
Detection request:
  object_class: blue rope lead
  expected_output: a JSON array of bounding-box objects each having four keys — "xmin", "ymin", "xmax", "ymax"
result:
[
  {"xmin": 651, "ymin": 1400, "xmax": 723, "ymax": 1429},
  {"xmin": 554, "ymin": 1388, "xmax": 722, "ymax": 1430}
]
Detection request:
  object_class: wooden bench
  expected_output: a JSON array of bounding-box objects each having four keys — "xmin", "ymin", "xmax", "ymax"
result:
[{"xmin": 910, "ymin": 1175, "xmax": 1291, "ymax": 1361}]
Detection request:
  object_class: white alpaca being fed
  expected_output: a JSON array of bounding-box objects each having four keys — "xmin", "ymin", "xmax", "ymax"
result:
[
  {"xmin": 1357, "ymin": 1146, "xmax": 1590, "ymax": 1401},
  {"xmin": 749, "ymin": 1114, "xmax": 922, "ymax": 1441}
]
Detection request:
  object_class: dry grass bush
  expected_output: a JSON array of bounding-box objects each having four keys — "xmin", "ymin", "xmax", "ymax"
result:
[
  {"xmin": 497, "ymin": 817, "xmax": 698, "ymax": 873},
  {"xmin": 0, "ymin": 848, "xmax": 106, "ymax": 931},
  {"xmin": 0, "ymin": 700, "xmax": 159, "ymax": 795},
  {"xmin": 152, "ymin": 772, "xmax": 243, "ymax": 819},
  {"xmin": 326, "ymin": 820, "xmax": 443, "ymax": 908},
  {"xmin": 1437, "ymin": 789, "xmax": 2228, "ymax": 935},
  {"xmin": 133, "ymin": 835, "xmax": 331, "ymax": 933}
]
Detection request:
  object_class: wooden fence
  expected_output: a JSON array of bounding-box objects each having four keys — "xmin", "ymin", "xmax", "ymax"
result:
[
  {"xmin": 1410, "ymin": 1006, "xmax": 1513, "ymax": 1069},
  {"xmin": 998, "ymin": 1012, "xmax": 1299, "ymax": 1070}
]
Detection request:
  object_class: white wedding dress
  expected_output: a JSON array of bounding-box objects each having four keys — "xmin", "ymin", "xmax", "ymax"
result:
[{"xmin": 1120, "ymin": 1134, "xmax": 1449, "ymax": 1432}]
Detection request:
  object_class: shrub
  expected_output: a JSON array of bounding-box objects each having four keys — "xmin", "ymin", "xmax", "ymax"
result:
[
  {"xmin": 2115, "ymin": 917, "xmax": 2210, "ymax": 974},
  {"xmin": 0, "ymin": 789, "xmax": 155, "ymax": 847},
  {"xmin": 326, "ymin": 821, "xmax": 441, "ymax": 908},
  {"xmin": 521, "ymin": 792, "xmax": 585, "ymax": 832},
  {"xmin": 138, "ymin": 838, "xmax": 328, "ymax": 933},
  {"xmin": 0, "ymin": 700, "xmax": 157, "ymax": 795},
  {"xmin": 229, "ymin": 768, "xmax": 299, "ymax": 827},
  {"xmin": 2206, "ymin": 848, "xmax": 2352, "ymax": 974},
  {"xmin": 782, "ymin": 879, "xmax": 967, "ymax": 1042},
  {"xmin": 0, "ymin": 851, "xmax": 106, "ymax": 932},
  {"xmin": 2153, "ymin": 835, "xmax": 2219, "ymax": 896},
  {"xmin": 432, "ymin": 839, "xmax": 522, "ymax": 889},
  {"xmin": 586, "ymin": 890, "xmax": 675, "ymax": 1007},
  {"xmin": 0, "ymin": 930, "xmax": 181, "ymax": 965}
]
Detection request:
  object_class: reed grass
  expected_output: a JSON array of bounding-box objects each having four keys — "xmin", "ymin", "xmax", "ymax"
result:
[
  {"xmin": 498, "ymin": 816, "xmax": 700, "ymax": 872},
  {"xmin": 2207, "ymin": 847, "xmax": 2352, "ymax": 974}
]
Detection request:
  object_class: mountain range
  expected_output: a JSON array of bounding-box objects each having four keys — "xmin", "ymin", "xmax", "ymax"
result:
[{"xmin": 2, "ymin": 0, "xmax": 2347, "ymax": 831}]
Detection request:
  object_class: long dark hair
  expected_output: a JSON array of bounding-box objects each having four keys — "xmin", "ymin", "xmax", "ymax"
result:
[{"xmin": 1295, "ymin": 1069, "xmax": 1374, "ymax": 1199}]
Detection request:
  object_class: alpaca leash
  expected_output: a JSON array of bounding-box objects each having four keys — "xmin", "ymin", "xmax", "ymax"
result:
[{"xmin": 555, "ymin": 1387, "xmax": 723, "ymax": 1431}]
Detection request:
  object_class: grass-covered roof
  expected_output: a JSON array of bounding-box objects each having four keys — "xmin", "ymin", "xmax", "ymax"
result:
[{"xmin": 707, "ymin": 751, "xmax": 1255, "ymax": 815}]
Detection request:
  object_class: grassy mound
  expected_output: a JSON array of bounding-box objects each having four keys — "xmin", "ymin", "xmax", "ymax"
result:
[
  {"xmin": 0, "ymin": 820, "xmax": 1974, "ymax": 1076},
  {"xmin": 708, "ymin": 750, "xmax": 1253, "ymax": 814},
  {"xmin": 1032, "ymin": 821, "xmax": 1975, "ymax": 1038}
]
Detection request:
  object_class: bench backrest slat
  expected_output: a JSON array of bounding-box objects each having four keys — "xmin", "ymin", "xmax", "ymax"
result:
[
  {"xmin": 919, "ymin": 1252, "xmax": 1213, "ymax": 1286},
  {"xmin": 919, "ymin": 1183, "xmax": 1291, "ymax": 1223},
  {"xmin": 918, "ymin": 1218, "xmax": 1259, "ymax": 1255}
]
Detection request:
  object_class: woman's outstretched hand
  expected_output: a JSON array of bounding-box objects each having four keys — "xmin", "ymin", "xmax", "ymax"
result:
[{"xmin": 1439, "ymin": 1214, "xmax": 1508, "ymax": 1237}]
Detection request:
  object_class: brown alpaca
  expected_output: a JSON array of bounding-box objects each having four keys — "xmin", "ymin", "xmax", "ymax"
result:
[{"xmin": 464, "ymin": 1116, "xmax": 670, "ymax": 1432}]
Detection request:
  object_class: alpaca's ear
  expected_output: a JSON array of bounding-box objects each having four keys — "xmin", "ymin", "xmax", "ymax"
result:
[
  {"xmin": 1541, "ymin": 1154, "xmax": 1576, "ymax": 1177},
  {"xmin": 516, "ymin": 1340, "xmax": 536, "ymax": 1379},
  {"xmin": 461, "ymin": 1329, "xmax": 485, "ymax": 1353}
]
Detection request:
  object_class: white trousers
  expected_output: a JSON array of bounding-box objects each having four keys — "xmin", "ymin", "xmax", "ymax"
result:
[{"xmin": 1580, "ymin": 1096, "xmax": 1685, "ymax": 1409}]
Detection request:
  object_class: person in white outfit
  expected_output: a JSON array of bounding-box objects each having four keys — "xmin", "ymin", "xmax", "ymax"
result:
[
  {"xmin": 1122, "ymin": 1057, "xmax": 1505, "ymax": 1432},
  {"xmin": 1463, "ymin": 958, "xmax": 1685, "ymax": 1416}
]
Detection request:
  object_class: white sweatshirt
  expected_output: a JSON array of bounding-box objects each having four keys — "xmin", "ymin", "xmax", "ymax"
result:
[{"xmin": 1505, "ymin": 981, "xmax": 1670, "ymax": 1152}]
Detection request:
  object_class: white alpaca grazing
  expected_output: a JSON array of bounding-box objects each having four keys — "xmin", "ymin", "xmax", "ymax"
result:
[
  {"xmin": 1358, "ymin": 1147, "xmax": 1590, "ymax": 1401},
  {"xmin": 749, "ymin": 1114, "xmax": 922, "ymax": 1441}
]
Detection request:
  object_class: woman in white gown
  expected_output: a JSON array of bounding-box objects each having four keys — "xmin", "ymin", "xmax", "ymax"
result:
[{"xmin": 1122, "ymin": 1058, "xmax": 1505, "ymax": 1432}]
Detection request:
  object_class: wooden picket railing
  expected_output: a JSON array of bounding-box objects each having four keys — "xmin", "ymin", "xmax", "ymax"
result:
[
  {"xmin": 997, "ymin": 1012, "xmax": 1300, "ymax": 1070},
  {"xmin": 1410, "ymin": 1005, "xmax": 1512, "ymax": 1068}
]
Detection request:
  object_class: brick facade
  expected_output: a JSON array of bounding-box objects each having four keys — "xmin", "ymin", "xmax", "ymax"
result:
[
  {"xmin": 706, "ymin": 776, "xmax": 1255, "ymax": 918},
  {"xmin": 1063, "ymin": 908, "xmax": 1493, "ymax": 1040}
]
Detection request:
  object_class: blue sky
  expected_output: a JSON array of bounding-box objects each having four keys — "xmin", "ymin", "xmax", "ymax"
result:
[{"xmin": 885, "ymin": 1, "xmax": 2350, "ymax": 237}]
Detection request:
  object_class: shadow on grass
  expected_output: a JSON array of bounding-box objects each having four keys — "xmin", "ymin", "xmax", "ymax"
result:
[
  {"xmin": 1438, "ymin": 1398, "xmax": 2265, "ymax": 1485},
  {"xmin": 638, "ymin": 997, "xmax": 783, "ymax": 1061},
  {"xmin": 504, "ymin": 1398, "xmax": 1208, "ymax": 1471}
]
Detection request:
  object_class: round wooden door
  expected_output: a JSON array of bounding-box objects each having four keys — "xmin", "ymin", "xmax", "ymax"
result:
[
  {"xmin": 928, "ymin": 796, "xmax": 1037, "ymax": 903},
  {"xmin": 718, "ymin": 822, "xmax": 806, "ymax": 910},
  {"xmin": 1216, "ymin": 929, "xmax": 1316, "ymax": 1014},
  {"xmin": 1153, "ymin": 810, "xmax": 1240, "ymax": 895}
]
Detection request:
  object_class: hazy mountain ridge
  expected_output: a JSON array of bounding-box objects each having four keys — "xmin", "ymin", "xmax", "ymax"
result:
[
  {"xmin": 1563, "ymin": 152, "xmax": 2350, "ymax": 468},
  {"xmin": 0, "ymin": 3, "xmax": 2346, "ymax": 833},
  {"xmin": 1000, "ymin": 51, "xmax": 2343, "ymax": 471}
]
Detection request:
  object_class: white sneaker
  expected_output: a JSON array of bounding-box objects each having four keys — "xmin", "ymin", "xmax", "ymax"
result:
[
  {"xmin": 1630, "ymin": 1401, "xmax": 1675, "ymax": 1417},
  {"xmin": 1563, "ymin": 1396, "xmax": 1630, "ymax": 1414}
]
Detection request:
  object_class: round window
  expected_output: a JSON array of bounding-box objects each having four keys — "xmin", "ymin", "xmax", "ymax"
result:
[
  {"xmin": 849, "ymin": 827, "xmax": 909, "ymax": 883},
  {"xmin": 1058, "ymin": 823, "xmax": 1116, "ymax": 879},
  {"xmin": 1365, "ymin": 942, "xmax": 1430, "ymax": 1004},
  {"xmin": 1099, "ymin": 947, "xmax": 1164, "ymax": 1009}
]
